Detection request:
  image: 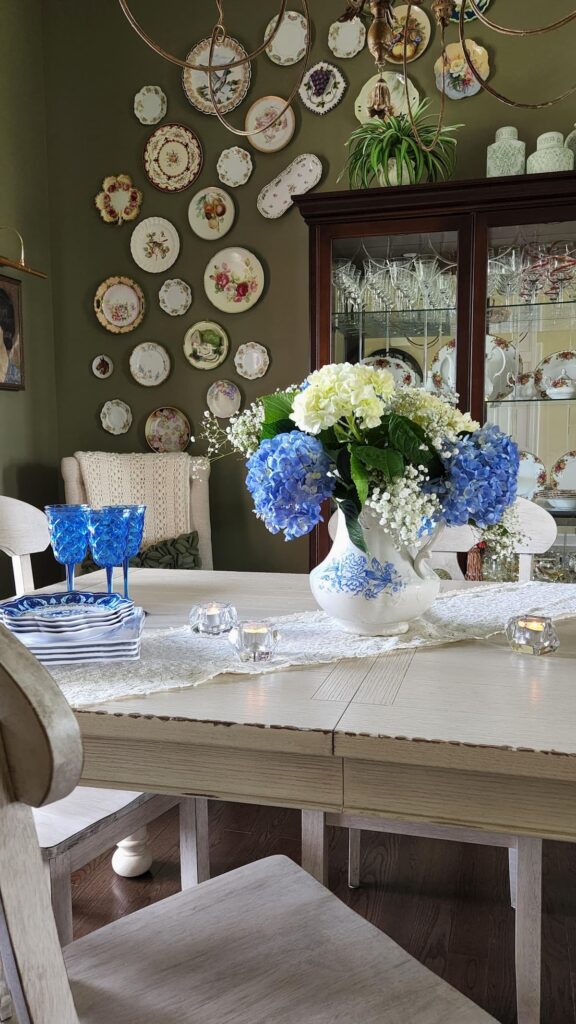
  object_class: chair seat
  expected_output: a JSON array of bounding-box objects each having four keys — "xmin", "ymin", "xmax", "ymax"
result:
[
  {"xmin": 32, "ymin": 788, "xmax": 154, "ymax": 854},
  {"xmin": 64, "ymin": 856, "xmax": 496, "ymax": 1024}
]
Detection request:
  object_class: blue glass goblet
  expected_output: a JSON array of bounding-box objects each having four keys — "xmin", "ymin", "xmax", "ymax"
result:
[
  {"xmin": 44, "ymin": 504, "xmax": 90, "ymax": 592},
  {"xmin": 87, "ymin": 508, "xmax": 130, "ymax": 595},
  {"xmin": 103, "ymin": 505, "xmax": 146, "ymax": 599}
]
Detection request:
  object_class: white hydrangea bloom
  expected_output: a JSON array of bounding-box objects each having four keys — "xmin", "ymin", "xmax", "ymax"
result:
[
  {"xmin": 365, "ymin": 465, "xmax": 440, "ymax": 547},
  {"xmin": 291, "ymin": 363, "xmax": 395, "ymax": 434},
  {"xmin": 389, "ymin": 387, "xmax": 478, "ymax": 450}
]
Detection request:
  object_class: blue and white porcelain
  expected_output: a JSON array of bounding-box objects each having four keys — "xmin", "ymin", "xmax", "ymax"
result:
[
  {"xmin": 0, "ymin": 591, "xmax": 133, "ymax": 631},
  {"xmin": 309, "ymin": 510, "xmax": 440, "ymax": 636}
]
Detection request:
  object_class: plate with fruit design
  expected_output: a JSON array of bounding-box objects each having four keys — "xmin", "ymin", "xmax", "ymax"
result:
[
  {"xmin": 188, "ymin": 186, "xmax": 235, "ymax": 240},
  {"xmin": 299, "ymin": 62, "xmax": 347, "ymax": 115}
]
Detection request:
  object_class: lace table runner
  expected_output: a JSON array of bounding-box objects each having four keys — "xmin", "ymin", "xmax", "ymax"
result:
[{"xmin": 52, "ymin": 582, "xmax": 576, "ymax": 709}]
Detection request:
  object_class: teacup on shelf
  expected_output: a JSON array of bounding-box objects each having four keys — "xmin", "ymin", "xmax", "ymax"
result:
[
  {"xmin": 506, "ymin": 371, "xmax": 537, "ymax": 400},
  {"xmin": 544, "ymin": 370, "xmax": 576, "ymax": 400}
]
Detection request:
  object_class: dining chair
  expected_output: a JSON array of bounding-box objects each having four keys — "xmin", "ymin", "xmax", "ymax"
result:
[
  {"xmin": 0, "ymin": 494, "xmax": 210, "ymax": 948},
  {"xmin": 0, "ymin": 621, "xmax": 498, "ymax": 1024}
]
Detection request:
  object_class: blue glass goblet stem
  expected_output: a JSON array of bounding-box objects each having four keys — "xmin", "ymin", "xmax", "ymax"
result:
[
  {"xmin": 44, "ymin": 504, "xmax": 90, "ymax": 592},
  {"xmin": 103, "ymin": 505, "xmax": 146, "ymax": 599},
  {"xmin": 87, "ymin": 508, "xmax": 130, "ymax": 595}
]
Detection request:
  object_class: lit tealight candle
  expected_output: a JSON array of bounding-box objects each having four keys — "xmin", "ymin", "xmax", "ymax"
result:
[
  {"xmin": 229, "ymin": 620, "xmax": 280, "ymax": 663},
  {"xmin": 506, "ymin": 614, "xmax": 559, "ymax": 656},
  {"xmin": 189, "ymin": 601, "xmax": 237, "ymax": 636}
]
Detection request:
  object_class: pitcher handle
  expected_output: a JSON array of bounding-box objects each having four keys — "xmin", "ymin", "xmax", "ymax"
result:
[{"xmin": 413, "ymin": 523, "xmax": 444, "ymax": 579}]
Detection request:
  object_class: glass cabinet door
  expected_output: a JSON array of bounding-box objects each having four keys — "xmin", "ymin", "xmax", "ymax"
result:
[{"xmin": 484, "ymin": 220, "xmax": 576, "ymax": 580}]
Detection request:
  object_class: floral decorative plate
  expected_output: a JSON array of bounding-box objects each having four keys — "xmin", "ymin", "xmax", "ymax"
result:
[
  {"xmin": 265, "ymin": 11, "xmax": 308, "ymax": 65},
  {"xmin": 369, "ymin": 346, "xmax": 422, "ymax": 382},
  {"xmin": 130, "ymin": 217, "xmax": 180, "ymax": 274},
  {"xmin": 204, "ymin": 247, "xmax": 264, "ymax": 313},
  {"xmin": 328, "ymin": 17, "xmax": 365, "ymax": 59},
  {"xmin": 244, "ymin": 96, "xmax": 295, "ymax": 153},
  {"xmin": 182, "ymin": 36, "xmax": 251, "ymax": 115},
  {"xmin": 206, "ymin": 380, "xmax": 242, "ymax": 418},
  {"xmin": 94, "ymin": 276, "xmax": 145, "ymax": 334},
  {"xmin": 91, "ymin": 354, "xmax": 114, "ymax": 379},
  {"xmin": 234, "ymin": 342, "xmax": 270, "ymax": 379},
  {"xmin": 354, "ymin": 72, "xmax": 419, "ymax": 123},
  {"xmin": 450, "ymin": 0, "xmax": 492, "ymax": 22},
  {"xmin": 257, "ymin": 154, "xmax": 322, "ymax": 219},
  {"xmin": 361, "ymin": 354, "xmax": 416, "ymax": 387},
  {"xmin": 485, "ymin": 335, "xmax": 519, "ymax": 402},
  {"xmin": 434, "ymin": 40, "xmax": 489, "ymax": 100},
  {"xmin": 381, "ymin": 5, "xmax": 431, "ymax": 64},
  {"xmin": 430, "ymin": 339, "xmax": 457, "ymax": 394},
  {"xmin": 95, "ymin": 174, "xmax": 143, "ymax": 225},
  {"xmin": 551, "ymin": 451, "xmax": 576, "ymax": 490},
  {"xmin": 216, "ymin": 146, "xmax": 253, "ymax": 187},
  {"xmin": 159, "ymin": 278, "xmax": 192, "ymax": 316},
  {"xmin": 129, "ymin": 342, "xmax": 171, "ymax": 387},
  {"xmin": 299, "ymin": 62, "xmax": 347, "ymax": 115},
  {"xmin": 517, "ymin": 450, "xmax": 547, "ymax": 499},
  {"xmin": 134, "ymin": 85, "xmax": 167, "ymax": 125},
  {"xmin": 188, "ymin": 186, "xmax": 235, "ymax": 240},
  {"xmin": 183, "ymin": 321, "xmax": 229, "ymax": 370},
  {"xmin": 143, "ymin": 124, "xmax": 203, "ymax": 192},
  {"xmin": 100, "ymin": 399, "xmax": 132, "ymax": 435},
  {"xmin": 145, "ymin": 407, "xmax": 191, "ymax": 452},
  {"xmin": 534, "ymin": 350, "xmax": 576, "ymax": 398}
]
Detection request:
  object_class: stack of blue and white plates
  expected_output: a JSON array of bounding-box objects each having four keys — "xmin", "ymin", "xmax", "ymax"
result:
[{"xmin": 0, "ymin": 592, "xmax": 144, "ymax": 665}]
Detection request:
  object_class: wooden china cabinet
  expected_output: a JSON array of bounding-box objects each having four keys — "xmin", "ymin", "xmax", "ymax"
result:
[{"xmin": 295, "ymin": 173, "xmax": 576, "ymax": 567}]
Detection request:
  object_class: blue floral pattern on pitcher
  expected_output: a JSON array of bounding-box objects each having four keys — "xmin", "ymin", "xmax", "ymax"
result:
[{"xmin": 316, "ymin": 552, "xmax": 404, "ymax": 600}]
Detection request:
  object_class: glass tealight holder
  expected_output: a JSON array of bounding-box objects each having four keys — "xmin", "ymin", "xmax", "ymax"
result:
[
  {"xmin": 189, "ymin": 602, "xmax": 237, "ymax": 636},
  {"xmin": 506, "ymin": 614, "xmax": 560, "ymax": 657},
  {"xmin": 228, "ymin": 621, "xmax": 280, "ymax": 663}
]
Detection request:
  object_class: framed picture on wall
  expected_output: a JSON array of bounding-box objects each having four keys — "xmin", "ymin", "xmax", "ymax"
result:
[{"xmin": 0, "ymin": 274, "xmax": 24, "ymax": 390}]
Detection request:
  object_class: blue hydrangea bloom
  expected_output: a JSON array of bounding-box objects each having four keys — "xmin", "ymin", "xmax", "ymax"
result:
[
  {"xmin": 246, "ymin": 432, "xmax": 335, "ymax": 540},
  {"xmin": 432, "ymin": 424, "xmax": 519, "ymax": 528}
]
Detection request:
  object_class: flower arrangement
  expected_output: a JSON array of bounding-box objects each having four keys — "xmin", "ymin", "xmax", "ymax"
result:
[{"xmin": 201, "ymin": 363, "xmax": 519, "ymax": 552}]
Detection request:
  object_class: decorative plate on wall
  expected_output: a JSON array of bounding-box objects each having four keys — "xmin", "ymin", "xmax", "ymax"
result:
[
  {"xmin": 129, "ymin": 342, "xmax": 171, "ymax": 387},
  {"xmin": 94, "ymin": 276, "xmax": 145, "ymax": 334},
  {"xmin": 244, "ymin": 96, "xmax": 295, "ymax": 153},
  {"xmin": 264, "ymin": 11, "xmax": 308, "ymax": 65},
  {"xmin": 188, "ymin": 186, "xmax": 235, "ymax": 239},
  {"xmin": 143, "ymin": 124, "xmax": 203, "ymax": 192},
  {"xmin": 145, "ymin": 407, "xmax": 191, "ymax": 452},
  {"xmin": 216, "ymin": 146, "xmax": 253, "ymax": 187},
  {"xmin": 183, "ymin": 321, "xmax": 229, "ymax": 370},
  {"xmin": 434, "ymin": 41, "xmax": 489, "ymax": 100},
  {"xmin": 130, "ymin": 217, "xmax": 180, "ymax": 274},
  {"xmin": 91, "ymin": 354, "xmax": 114, "ymax": 379},
  {"xmin": 95, "ymin": 174, "xmax": 143, "ymax": 225},
  {"xmin": 450, "ymin": 0, "xmax": 492, "ymax": 22},
  {"xmin": 382, "ymin": 5, "xmax": 431, "ymax": 64},
  {"xmin": 134, "ymin": 85, "xmax": 167, "ymax": 125},
  {"xmin": 354, "ymin": 73, "xmax": 419, "ymax": 123},
  {"xmin": 328, "ymin": 17, "xmax": 365, "ymax": 59},
  {"xmin": 182, "ymin": 36, "xmax": 251, "ymax": 115},
  {"xmin": 299, "ymin": 63, "xmax": 347, "ymax": 115},
  {"xmin": 204, "ymin": 247, "xmax": 264, "ymax": 313},
  {"xmin": 100, "ymin": 399, "xmax": 132, "ymax": 435},
  {"xmin": 234, "ymin": 342, "xmax": 269, "ymax": 379},
  {"xmin": 159, "ymin": 278, "xmax": 192, "ymax": 316},
  {"xmin": 257, "ymin": 154, "xmax": 322, "ymax": 219},
  {"xmin": 206, "ymin": 380, "xmax": 242, "ymax": 418}
]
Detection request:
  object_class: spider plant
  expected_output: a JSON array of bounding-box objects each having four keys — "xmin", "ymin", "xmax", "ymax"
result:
[{"xmin": 341, "ymin": 100, "xmax": 462, "ymax": 189}]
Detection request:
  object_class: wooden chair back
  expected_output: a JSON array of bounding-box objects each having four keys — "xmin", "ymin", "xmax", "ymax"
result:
[
  {"xmin": 0, "ymin": 624, "xmax": 82, "ymax": 1022},
  {"xmin": 0, "ymin": 497, "xmax": 50, "ymax": 595}
]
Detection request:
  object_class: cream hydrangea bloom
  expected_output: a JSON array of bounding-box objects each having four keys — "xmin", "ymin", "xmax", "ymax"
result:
[
  {"xmin": 291, "ymin": 362, "xmax": 395, "ymax": 434},
  {"xmin": 389, "ymin": 387, "xmax": 478, "ymax": 450}
]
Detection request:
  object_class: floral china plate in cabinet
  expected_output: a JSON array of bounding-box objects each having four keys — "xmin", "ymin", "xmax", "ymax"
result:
[
  {"xmin": 430, "ymin": 339, "xmax": 456, "ymax": 394},
  {"xmin": 381, "ymin": 5, "xmax": 431, "ymax": 64},
  {"xmin": 91, "ymin": 354, "xmax": 114, "ymax": 379},
  {"xmin": 159, "ymin": 278, "xmax": 192, "ymax": 316},
  {"xmin": 434, "ymin": 41, "xmax": 489, "ymax": 100},
  {"xmin": 204, "ymin": 247, "xmax": 264, "ymax": 313},
  {"xmin": 100, "ymin": 399, "xmax": 132, "ymax": 435},
  {"xmin": 130, "ymin": 217, "xmax": 180, "ymax": 274},
  {"xmin": 145, "ymin": 407, "xmax": 191, "ymax": 452},
  {"xmin": 257, "ymin": 154, "xmax": 323, "ymax": 219},
  {"xmin": 534, "ymin": 350, "xmax": 576, "ymax": 398},
  {"xmin": 370, "ymin": 346, "xmax": 422, "ymax": 382},
  {"xmin": 354, "ymin": 72, "xmax": 419, "ymax": 123},
  {"xmin": 216, "ymin": 146, "xmax": 253, "ymax": 187},
  {"xmin": 450, "ymin": 0, "xmax": 492, "ymax": 21},
  {"xmin": 144, "ymin": 124, "xmax": 203, "ymax": 192},
  {"xmin": 244, "ymin": 96, "xmax": 295, "ymax": 153},
  {"xmin": 188, "ymin": 186, "xmax": 235, "ymax": 239},
  {"xmin": 134, "ymin": 85, "xmax": 167, "ymax": 125},
  {"xmin": 517, "ymin": 450, "xmax": 547, "ymax": 499},
  {"xmin": 328, "ymin": 17, "xmax": 365, "ymax": 59},
  {"xmin": 94, "ymin": 276, "xmax": 145, "ymax": 334},
  {"xmin": 182, "ymin": 36, "xmax": 251, "ymax": 115},
  {"xmin": 206, "ymin": 380, "xmax": 242, "ymax": 418},
  {"xmin": 183, "ymin": 321, "xmax": 229, "ymax": 370},
  {"xmin": 234, "ymin": 342, "xmax": 269, "ymax": 379},
  {"xmin": 361, "ymin": 354, "xmax": 417, "ymax": 387},
  {"xmin": 485, "ymin": 335, "xmax": 519, "ymax": 402},
  {"xmin": 264, "ymin": 11, "xmax": 308, "ymax": 65},
  {"xmin": 94, "ymin": 174, "xmax": 143, "ymax": 225},
  {"xmin": 129, "ymin": 342, "xmax": 171, "ymax": 387},
  {"xmin": 299, "ymin": 62, "xmax": 347, "ymax": 115},
  {"xmin": 551, "ymin": 451, "xmax": 576, "ymax": 490}
]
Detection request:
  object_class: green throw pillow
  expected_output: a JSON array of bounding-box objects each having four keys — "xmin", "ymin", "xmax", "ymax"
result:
[{"xmin": 80, "ymin": 530, "xmax": 201, "ymax": 574}]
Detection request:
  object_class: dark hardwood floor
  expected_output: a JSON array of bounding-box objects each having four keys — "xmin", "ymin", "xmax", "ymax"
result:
[{"xmin": 71, "ymin": 802, "xmax": 576, "ymax": 1024}]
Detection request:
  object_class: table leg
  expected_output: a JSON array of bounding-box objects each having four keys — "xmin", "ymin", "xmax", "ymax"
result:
[
  {"xmin": 348, "ymin": 828, "xmax": 361, "ymax": 888},
  {"xmin": 179, "ymin": 798, "xmax": 210, "ymax": 887},
  {"xmin": 515, "ymin": 836, "xmax": 542, "ymax": 1024},
  {"xmin": 301, "ymin": 810, "xmax": 328, "ymax": 886},
  {"xmin": 111, "ymin": 828, "xmax": 153, "ymax": 878}
]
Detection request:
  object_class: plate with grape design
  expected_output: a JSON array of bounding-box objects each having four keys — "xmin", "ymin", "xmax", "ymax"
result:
[{"xmin": 299, "ymin": 62, "xmax": 347, "ymax": 115}]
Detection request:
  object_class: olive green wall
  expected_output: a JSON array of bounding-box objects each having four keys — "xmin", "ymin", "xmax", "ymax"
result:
[
  {"xmin": 42, "ymin": 0, "xmax": 576, "ymax": 572},
  {"xmin": 0, "ymin": 0, "xmax": 58, "ymax": 596}
]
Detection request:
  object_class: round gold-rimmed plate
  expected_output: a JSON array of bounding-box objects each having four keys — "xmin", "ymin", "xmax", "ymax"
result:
[
  {"xmin": 381, "ymin": 5, "xmax": 431, "ymax": 64},
  {"xmin": 182, "ymin": 36, "xmax": 251, "ymax": 115},
  {"xmin": 183, "ymin": 320, "xmax": 229, "ymax": 370},
  {"xmin": 94, "ymin": 276, "xmax": 145, "ymax": 334},
  {"xmin": 144, "ymin": 123, "xmax": 203, "ymax": 192},
  {"xmin": 204, "ymin": 247, "xmax": 264, "ymax": 314},
  {"xmin": 244, "ymin": 96, "xmax": 295, "ymax": 153},
  {"xmin": 145, "ymin": 406, "xmax": 191, "ymax": 452}
]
